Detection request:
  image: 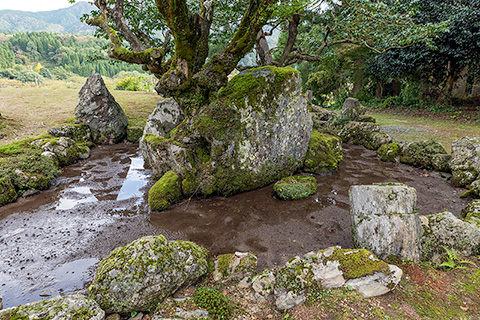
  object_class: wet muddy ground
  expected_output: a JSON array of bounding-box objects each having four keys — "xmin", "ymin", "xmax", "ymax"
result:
[{"xmin": 0, "ymin": 143, "xmax": 469, "ymax": 308}]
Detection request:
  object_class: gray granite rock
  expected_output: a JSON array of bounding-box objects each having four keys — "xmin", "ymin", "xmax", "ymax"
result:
[
  {"xmin": 350, "ymin": 183, "xmax": 422, "ymax": 262},
  {"xmin": 75, "ymin": 72, "xmax": 128, "ymax": 144}
]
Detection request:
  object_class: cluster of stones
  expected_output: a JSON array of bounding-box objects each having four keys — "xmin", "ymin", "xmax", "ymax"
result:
[
  {"xmin": 142, "ymin": 66, "xmax": 343, "ymax": 210},
  {"xmin": 350, "ymin": 183, "xmax": 480, "ymax": 265},
  {"xmin": 0, "ymin": 72, "xmax": 137, "ymax": 207},
  {"xmin": 0, "ymin": 234, "xmax": 402, "ymax": 319}
]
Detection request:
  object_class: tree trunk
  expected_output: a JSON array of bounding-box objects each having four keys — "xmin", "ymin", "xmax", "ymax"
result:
[{"xmin": 256, "ymin": 29, "xmax": 274, "ymax": 66}]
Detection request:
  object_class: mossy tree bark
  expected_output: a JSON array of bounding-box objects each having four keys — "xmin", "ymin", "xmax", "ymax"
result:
[{"xmin": 85, "ymin": 0, "xmax": 275, "ymax": 108}]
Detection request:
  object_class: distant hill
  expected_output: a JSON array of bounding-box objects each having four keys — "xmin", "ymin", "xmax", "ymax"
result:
[{"xmin": 0, "ymin": 2, "xmax": 95, "ymax": 34}]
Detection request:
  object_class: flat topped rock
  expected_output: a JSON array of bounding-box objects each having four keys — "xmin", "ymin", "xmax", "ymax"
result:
[{"xmin": 75, "ymin": 71, "xmax": 128, "ymax": 145}]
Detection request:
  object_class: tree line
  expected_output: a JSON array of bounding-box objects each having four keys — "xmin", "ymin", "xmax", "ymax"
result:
[{"xmin": 0, "ymin": 31, "xmax": 144, "ymax": 81}]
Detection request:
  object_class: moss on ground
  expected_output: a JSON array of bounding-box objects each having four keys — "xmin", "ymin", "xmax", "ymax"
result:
[
  {"xmin": 148, "ymin": 170, "xmax": 183, "ymax": 211},
  {"xmin": 303, "ymin": 130, "xmax": 343, "ymax": 173},
  {"xmin": 0, "ymin": 177, "xmax": 17, "ymax": 206}
]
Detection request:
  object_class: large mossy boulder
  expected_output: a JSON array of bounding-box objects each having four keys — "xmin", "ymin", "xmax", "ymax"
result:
[
  {"xmin": 0, "ymin": 295, "xmax": 105, "ymax": 320},
  {"xmin": 303, "ymin": 130, "xmax": 342, "ymax": 173},
  {"xmin": 0, "ymin": 177, "xmax": 16, "ymax": 206},
  {"xmin": 400, "ymin": 140, "xmax": 447, "ymax": 169},
  {"xmin": 89, "ymin": 235, "xmax": 210, "ymax": 313},
  {"xmin": 148, "ymin": 170, "xmax": 183, "ymax": 211},
  {"xmin": 461, "ymin": 199, "xmax": 480, "ymax": 226},
  {"xmin": 141, "ymin": 66, "xmax": 312, "ymax": 197},
  {"xmin": 273, "ymin": 175, "xmax": 317, "ymax": 200},
  {"xmin": 450, "ymin": 137, "xmax": 480, "ymax": 187},
  {"xmin": 75, "ymin": 72, "xmax": 128, "ymax": 145}
]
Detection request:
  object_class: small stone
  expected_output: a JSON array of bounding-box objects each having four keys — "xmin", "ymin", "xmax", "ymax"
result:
[
  {"xmin": 106, "ymin": 314, "xmax": 121, "ymax": 320},
  {"xmin": 148, "ymin": 170, "xmax": 183, "ymax": 211},
  {"xmin": 213, "ymin": 251, "xmax": 257, "ymax": 282},
  {"xmin": 22, "ymin": 189, "xmax": 40, "ymax": 198},
  {"xmin": 274, "ymin": 176, "xmax": 317, "ymax": 200},
  {"xmin": 400, "ymin": 140, "xmax": 447, "ymax": 169}
]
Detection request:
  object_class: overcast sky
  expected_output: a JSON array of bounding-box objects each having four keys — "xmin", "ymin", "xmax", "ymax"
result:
[{"xmin": 0, "ymin": 0, "xmax": 88, "ymax": 12}]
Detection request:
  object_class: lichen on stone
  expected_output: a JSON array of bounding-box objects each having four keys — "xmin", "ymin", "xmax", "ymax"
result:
[
  {"xmin": 89, "ymin": 235, "xmax": 210, "ymax": 313},
  {"xmin": 324, "ymin": 248, "xmax": 391, "ymax": 280}
]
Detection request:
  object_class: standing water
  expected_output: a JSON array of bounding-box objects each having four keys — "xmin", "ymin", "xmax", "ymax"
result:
[{"xmin": 0, "ymin": 143, "xmax": 469, "ymax": 308}]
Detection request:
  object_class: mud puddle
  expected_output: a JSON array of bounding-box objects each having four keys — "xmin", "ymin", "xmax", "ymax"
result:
[{"xmin": 0, "ymin": 143, "xmax": 469, "ymax": 308}]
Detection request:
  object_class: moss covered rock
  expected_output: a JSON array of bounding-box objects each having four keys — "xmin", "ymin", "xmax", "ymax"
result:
[
  {"xmin": 432, "ymin": 154, "xmax": 451, "ymax": 172},
  {"xmin": 141, "ymin": 66, "xmax": 313, "ymax": 197},
  {"xmin": 400, "ymin": 140, "xmax": 447, "ymax": 169},
  {"xmin": 337, "ymin": 121, "xmax": 380, "ymax": 144},
  {"xmin": 148, "ymin": 170, "xmax": 183, "ymax": 211},
  {"xmin": 363, "ymin": 132, "xmax": 392, "ymax": 150},
  {"xmin": 340, "ymin": 97, "xmax": 366, "ymax": 121},
  {"xmin": 33, "ymin": 137, "xmax": 84, "ymax": 166},
  {"xmin": 48, "ymin": 124, "xmax": 92, "ymax": 145},
  {"xmin": 377, "ymin": 143, "xmax": 401, "ymax": 162},
  {"xmin": 449, "ymin": 137, "xmax": 480, "ymax": 187},
  {"xmin": 0, "ymin": 177, "xmax": 17, "ymax": 206},
  {"xmin": 272, "ymin": 246, "xmax": 402, "ymax": 309},
  {"xmin": 213, "ymin": 252, "xmax": 257, "ymax": 282},
  {"xmin": 303, "ymin": 130, "xmax": 342, "ymax": 173},
  {"xmin": 273, "ymin": 176, "xmax": 317, "ymax": 200},
  {"xmin": 0, "ymin": 294, "xmax": 104, "ymax": 320},
  {"xmin": 89, "ymin": 235, "xmax": 210, "ymax": 313},
  {"xmin": 462, "ymin": 199, "xmax": 480, "ymax": 227},
  {"xmin": 420, "ymin": 211, "xmax": 480, "ymax": 264}
]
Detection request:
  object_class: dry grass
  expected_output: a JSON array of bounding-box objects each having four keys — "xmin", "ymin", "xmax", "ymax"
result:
[{"xmin": 0, "ymin": 78, "xmax": 159, "ymax": 144}]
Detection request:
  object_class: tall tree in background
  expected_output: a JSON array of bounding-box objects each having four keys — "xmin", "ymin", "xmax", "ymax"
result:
[{"xmin": 74, "ymin": 0, "xmax": 443, "ymax": 110}]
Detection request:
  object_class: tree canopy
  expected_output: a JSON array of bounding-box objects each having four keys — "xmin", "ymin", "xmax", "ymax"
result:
[{"xmin": 72, "ymin": 0, "xmax": 445, "ymax": 108}]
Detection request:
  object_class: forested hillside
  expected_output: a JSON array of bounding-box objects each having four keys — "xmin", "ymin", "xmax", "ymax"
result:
[
  {"xmin": 0, "ymin": 2, "xmax": 95, "ymax": 34},
  {"xmin": 0, "ymin": 32, "xmax": 145, "ymax": 82}
]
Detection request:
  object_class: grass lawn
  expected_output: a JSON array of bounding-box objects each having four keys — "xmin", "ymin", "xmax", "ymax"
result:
[{"xmin": 0, "ymin": 78, "xmax": 160, "ymax": 144}]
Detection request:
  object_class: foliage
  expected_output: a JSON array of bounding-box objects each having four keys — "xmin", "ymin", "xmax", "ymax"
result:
[
  {"xmin": 114, "ymin": 71, "xmax": 154, "ymax": 92},
  {"xmin": 193, "ymin": 287, "xmax": 232, "ymax": 320},
  {"xmin": 0, "ymin": 32, "xmax": 146, "ymax": 81},
  {"xmin": 367, "ymin": 0, "xmax": 480, "ymax": 104},
  {"xmin": 439, "ymin": 247, "xmax": 476, "ymax": 270}
]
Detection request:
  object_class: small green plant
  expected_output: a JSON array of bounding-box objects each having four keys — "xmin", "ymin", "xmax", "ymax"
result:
[
  {"xmin": 193, "ymin": 287, "xmax": 232, "ymax": 320},
  {"xmin": 439, "ymin": 247, "xmax": 476, "ymax": 270}
]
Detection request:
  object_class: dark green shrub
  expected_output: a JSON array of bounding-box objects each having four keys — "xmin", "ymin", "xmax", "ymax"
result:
[{"xmin": 193, "ymin": 287, "xmax": 232, "ymax": 320}]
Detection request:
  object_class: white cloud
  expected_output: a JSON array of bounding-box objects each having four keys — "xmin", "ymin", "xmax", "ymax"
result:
[{"xmin": 0, "ymin": 0, "xmax": 89, "ymax": 12}]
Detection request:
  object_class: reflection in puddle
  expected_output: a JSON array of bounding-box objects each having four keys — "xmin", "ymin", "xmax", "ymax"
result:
[
  {"xmin": 56, "ymin": 187, "xmax": 98, "ymax": 210},
  {"xmin": 0, "ymin": 258, "xmax": 98, "ymax": 308},
  {"xmin": 116, "ymin": 157, "xmax": 148, "ymax": 202}
]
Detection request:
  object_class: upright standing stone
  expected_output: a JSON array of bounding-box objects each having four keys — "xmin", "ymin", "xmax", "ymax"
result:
[
  {"xmin": 340, "ymin": 97, "xmax": 366, "ymax": 121},
  {"xmin": 349, "ymin": 183, "xmax": 422, "ymax": 262},
  {"xmin": 75, "ymin": 72, "xmax": 129, "ymax": 144}
]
